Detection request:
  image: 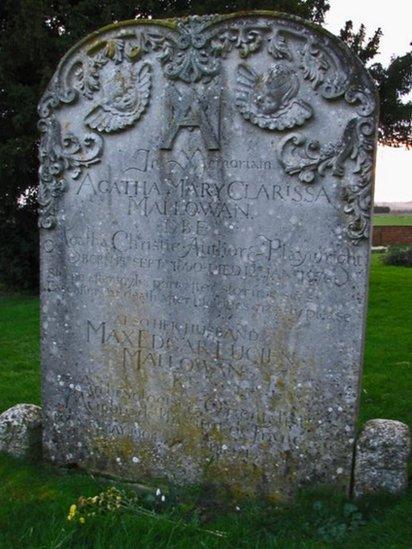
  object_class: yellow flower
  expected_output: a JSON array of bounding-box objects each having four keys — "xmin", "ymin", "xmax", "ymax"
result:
[
  {"xmin": 67, "ymin": 504, "xmax": 77, "ymax": 521},
  {"xmin": 79, "ymin": 517, "xmax": 85, "ymax": 524}
]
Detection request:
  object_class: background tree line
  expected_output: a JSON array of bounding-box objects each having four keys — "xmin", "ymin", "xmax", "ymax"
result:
[{"xmin": 0, "ymin": 0, "xmax": 411, "ymax": 292}]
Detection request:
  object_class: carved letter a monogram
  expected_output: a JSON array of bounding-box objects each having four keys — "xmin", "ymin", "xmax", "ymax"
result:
[{"xmin": 160, "ymin": 80, "xmax": 221, "ymax": 150}]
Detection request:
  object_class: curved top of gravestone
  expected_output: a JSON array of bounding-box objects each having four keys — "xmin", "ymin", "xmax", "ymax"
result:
[
  {"xmin": 40, "ymin": 11, "xmax": 378, "ymax": 88},
  {"xmin": 38, "ymin": 11, "xmax": 378, "ymax": 238}
]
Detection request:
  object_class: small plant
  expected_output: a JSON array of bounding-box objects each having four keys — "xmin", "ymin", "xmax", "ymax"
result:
[
  {"xmin": 66, "ymin": 486, "xmax": 177, "ymax": 525},
  {"xmin": 66, "ymin": 486, "xmax": 225, "ymax": 539},
  {"xmin": 67, "ymin": 486, "xmax": 130, "ymax": 524},
  {"xmin": 382, "ymin": 245, "xmax": 412, "ymax": 267},
  {"xmin": 309, "ymin": 501, "xmax": 365, "ymax": 543}
]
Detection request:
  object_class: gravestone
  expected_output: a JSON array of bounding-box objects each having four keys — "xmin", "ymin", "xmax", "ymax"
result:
[{"xmin": 39, "ymin": 11, "xmax": 378, "ymax": 498}]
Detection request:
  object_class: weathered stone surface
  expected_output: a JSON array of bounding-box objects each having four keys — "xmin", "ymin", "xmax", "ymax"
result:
[
  {"xmin": 38, "ymin": 12, "xmax": 378, "ymax": 497},
  {"xmin": 354, "ymin": 419, "xmax": 410, "ymax": 497},
  {"xmin": 0, "ymin": 404, "xmax": 43, "ymax": 460}
]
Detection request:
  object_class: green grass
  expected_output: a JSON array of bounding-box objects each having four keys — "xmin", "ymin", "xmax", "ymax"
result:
[
  {"xmin": 360, "ymin": 257, "xmax": 412, "ymax": 427},
  {"xmin": 0, "ymin": 256, "xmax": 411, "ymax": 548},
  {"xmin": 373, "ymin": 214, "xmax": 412, "ymax": 226},
  {"xmin": 0, "ymin": 296, "xmax": 40, "ymax": 410}
]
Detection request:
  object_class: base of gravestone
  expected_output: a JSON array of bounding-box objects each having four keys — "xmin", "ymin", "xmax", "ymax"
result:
[{"xmin": 353, "ymin": 419, "xmax": 410, "ymax": 498}]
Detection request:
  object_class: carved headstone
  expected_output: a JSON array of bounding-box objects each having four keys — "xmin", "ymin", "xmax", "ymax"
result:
[{"xmin": 39, "ymin": 12, "xmax": 378, "ymax": 498}]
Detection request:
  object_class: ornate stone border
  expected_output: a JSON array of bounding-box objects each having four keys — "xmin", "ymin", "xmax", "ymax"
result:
[{"xmin": 38, "ymin": 12, "xmax": 378, "ymax": 242}]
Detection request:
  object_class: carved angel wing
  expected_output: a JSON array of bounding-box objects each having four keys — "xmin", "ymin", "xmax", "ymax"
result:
[
  {"xmin": 267, "ymin": 100, "xmax": 312, "ymax": 131},
  {"xmin": 236, "ymin": 63, "xmax": 258, "ymax": 120},
  {"xmin": 85, "ymin": 63, "xmax": 152, "ymax": 133},
  {"xmin": 236, "ymin": 63, "xmax": 312, "ymax": 131}
]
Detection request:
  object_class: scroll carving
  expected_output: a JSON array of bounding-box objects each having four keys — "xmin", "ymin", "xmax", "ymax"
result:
[
  {"xmin": 298, "ymin": 37, "xmax": 349, "ymax": 99},
  {"xmin": 38, "ymin": 117, "xmax": 103, "ymax": 229},
  {"xmin": 211, "ymin": 23, "xmax": 270, "ymax": 58},
  {"xmin": 277, "ymin": 117, "xmax": 374, "ymax": 243}
]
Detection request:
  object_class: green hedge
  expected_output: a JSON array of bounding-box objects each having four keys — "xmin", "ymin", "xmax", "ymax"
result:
[{"xmin": 382, "ymin": 246, "xmax": 412, "ymax": 267}]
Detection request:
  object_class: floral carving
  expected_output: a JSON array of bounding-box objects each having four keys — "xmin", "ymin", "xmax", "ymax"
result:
[
  {"xmin": 141, "ymin": 17, "xmax": 220, "ymax": 83},
  {"xmin": 299, "ymin": 41, "xmax": 329, "ymax": 88},
  {"xmin": 341, "ymin": 119, "xmax": 374, "ymax": 242},
  {"xmin": 267, "ymin": 30, "xmax": 293, "ymax": 60},
  {"xmin": 236, "ymin": 63, "xmax": 312, "ymax": 130},
  {"xmin": 38, "ymin": 117, "xmax": 103, "ymax": 229},
  {"xmin": 84, "ymin": 63, "xmax": 152, "ymax": 133},
  {"xmin": 211, "ymin": 23, "xmax": 270, "ymax": 58},
  {"xmin": 72, "ymin": 58, "xmax": 102, "ymax": 99},
  {"xmin": 141, "ymin": 17, "xmax": 271, "ymax": 83},
  {"xmin": 91, "ymin": 36, "xmax": 143, "ymax": 64},
  {"xmin": 38, "ymin": 14, "xmax": 377, "ymax": 235},
  {"xmin": 298, "ymin": 39, "xmax": 349, "ymax": 99},
  {"xmin": 98, "ymin": 38, "xmax": 127, "ymax": 64},
  {"xmin": 277, "ymin": 117, "xmax": 374, "ymax": 243},
  {"xmin": 72, "ymin": 35, "xmax": 143, "ymax": 100}
]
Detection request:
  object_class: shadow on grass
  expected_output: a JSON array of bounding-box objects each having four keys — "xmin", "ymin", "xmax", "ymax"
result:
[{"xmin": 0, "ymin": 453, "xmax": 411, "ymax": 548}]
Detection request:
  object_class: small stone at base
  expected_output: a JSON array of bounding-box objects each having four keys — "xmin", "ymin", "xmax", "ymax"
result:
[
  {"xmin": 0, "ymin": 403, "xmax": 42, "ymax": 460},
  {"xmin": 354, "ymin": 419, "xmax": 410, "ymax": 498}
]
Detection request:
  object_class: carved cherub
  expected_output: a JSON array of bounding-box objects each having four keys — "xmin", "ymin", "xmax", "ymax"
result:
[
  {"xmin": 84, "ymin": 63, "xmax": 151, "ymax": 133},
  {"xmin": 236, "ymin": 63, "xmax": 312, "ymax": 130}
]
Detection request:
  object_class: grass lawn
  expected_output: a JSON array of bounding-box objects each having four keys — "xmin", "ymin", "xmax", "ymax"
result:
[
  {"xmin": 0, "ymin": 256, "xmax": 411, "ymax": 548},
  {"xmin": 373, "ymin": 214, "xmax": 412, "ymax": 226}
]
